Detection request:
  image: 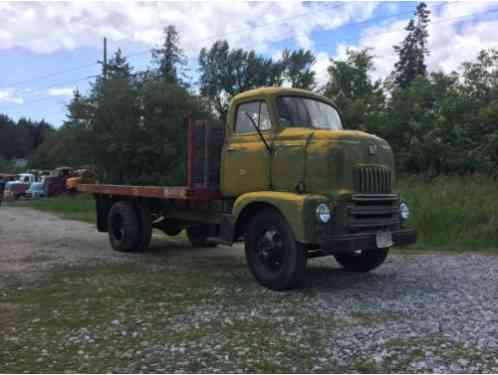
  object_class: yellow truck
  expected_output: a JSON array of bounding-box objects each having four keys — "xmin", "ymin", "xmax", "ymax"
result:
[{"xmin": 80, "ymin": 87, "xmax": 416, "ymax": 290}]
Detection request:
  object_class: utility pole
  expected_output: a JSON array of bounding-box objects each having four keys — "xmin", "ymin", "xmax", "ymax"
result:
[{"xmin": 103, "ymin": 37, "xmax": 108, "ymax": 81}]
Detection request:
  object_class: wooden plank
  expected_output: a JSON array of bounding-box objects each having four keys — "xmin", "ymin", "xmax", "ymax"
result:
[{"xmin": 78, "ymin": 184, "xmax": 222, "ymax": 201}]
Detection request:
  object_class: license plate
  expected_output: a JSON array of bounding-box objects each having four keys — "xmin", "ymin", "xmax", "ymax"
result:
[{"xmin": 376, "ymin": 231, "xmax": 393, "ymax": 248}]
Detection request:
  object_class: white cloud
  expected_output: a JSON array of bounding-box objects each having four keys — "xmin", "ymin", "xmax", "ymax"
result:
[
  {"xmin": 333, "ymin": 2, "xmax": 498, "ymax": 81},
  {"xmin": 0, "ymin": 88, "xmax": 23, "ymax": 104},
  {"xmin": 47, "ymin": 87, "xmax": 75, "ymax": 97},
  {"xmin": 312, "ymin": 52, "xmax": 332, "ymax": 89},
  {"xmin": 0, "ymin": 2, "xmax": 380, "ymax": 55}
]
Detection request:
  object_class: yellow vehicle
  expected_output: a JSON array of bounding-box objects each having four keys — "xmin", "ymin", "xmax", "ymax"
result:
[
  {"xmin": 80, "ymin": 87, "xmax": 416, "ymax": 290},
  {"xmin": 66, "ymin": 169, "xmax": 96, "ymax": 192}
]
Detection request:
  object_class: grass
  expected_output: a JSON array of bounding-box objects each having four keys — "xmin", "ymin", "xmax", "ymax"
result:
[
  {"xmin": 397, "ymin": 175, "xmax": 498, "ymax": 249},
  {"xmin": 15, "ymin": 193, "xmax": 96, "ymax": 224},
  {"xmin": 13, "ymin": 175, "xmax": 498, "ymax": 251},
  {"xmin": 0, "ymin": 259, "xmax": 341, "ymax": 373}
]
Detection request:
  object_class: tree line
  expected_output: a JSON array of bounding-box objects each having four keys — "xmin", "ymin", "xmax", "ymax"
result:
[{"xmin": 2, "ymin": 2, "xmax": 497, "ymax": 182}]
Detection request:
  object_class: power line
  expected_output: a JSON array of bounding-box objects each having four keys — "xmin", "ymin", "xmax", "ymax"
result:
[
  {"xmin": 0, "ymin": 5, "xmax": 417, "ymax": 110},
  {"xmin": 1, "ymin": 2, "xmax": 346, "ymax": 88},
  {"xmin": 2, "ymin": 4, "xmax": 495, "ymax": 113},
  {"xmin": 1, "ymin": 75, "xmax": 98, "ymax": 112}
]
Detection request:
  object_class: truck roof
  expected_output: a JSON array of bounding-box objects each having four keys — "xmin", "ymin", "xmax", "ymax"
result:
[{"xmin": 231, "ymin": 87, "xmax": 333, "ymax": 104}]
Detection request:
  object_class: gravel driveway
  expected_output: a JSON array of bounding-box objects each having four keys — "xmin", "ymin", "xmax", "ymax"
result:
[{"xmin": 1, "ymin": 205, "xmax": 497, "ymax": 373}]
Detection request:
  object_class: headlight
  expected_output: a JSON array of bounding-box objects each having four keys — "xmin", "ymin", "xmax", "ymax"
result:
[
  {"xmin": 316, "ymin": 203, "xmax": 331, "ymax": 223},
  {"xmin": 400, "ymin": 201, "xmax": 410, "ymax": 221}
]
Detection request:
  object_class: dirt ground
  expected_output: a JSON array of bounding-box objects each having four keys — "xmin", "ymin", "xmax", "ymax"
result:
[
  {"xmin": 0, "ymin": 204, "xmax": 242, "ymax": 287},
  {"xmin": 1, "ymin": 205, "xmax": 498, "ymax": 373}
]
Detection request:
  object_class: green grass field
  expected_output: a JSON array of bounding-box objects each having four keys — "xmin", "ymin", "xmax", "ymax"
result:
[
  {"xmin": 14, "ymin": 175, "xmax": 498, "ymax": 250},
  {"xmin": 16, "ymin": 193, "xmax": 96, "ymax": 224},
  {"xmin": 398, "ymin": 175, "xmax": 498, "ymax": 249}
]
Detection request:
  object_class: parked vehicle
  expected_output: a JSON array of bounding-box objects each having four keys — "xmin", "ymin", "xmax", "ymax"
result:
[
  {"xmin": 25, "ymin": 182, "xmax": 47, "ymax": 199},
  {"xmin": 66, "ymin": 169, "xmax": 96, "ymax": 192},
  {"xmin": 45, "ymin": 167, "xmax": 74, "ymax": 196},
  {"xmin": 80, "ymin": 87, "xmax": 416, "ymax": 290},
  {"xmin": 4, "ymin": 173, "xmax": 38, "ymax": 200}
]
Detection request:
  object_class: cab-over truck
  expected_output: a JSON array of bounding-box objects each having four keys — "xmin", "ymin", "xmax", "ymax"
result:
[{"xmin": 79, "ymin": 87, "xmax": 416, "ymax": 290}]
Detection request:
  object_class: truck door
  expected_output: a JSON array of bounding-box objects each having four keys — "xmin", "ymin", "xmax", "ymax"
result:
[
  {"xmin": 221, "ymin": 100, "xmax": 272, "ymax": 196},
  {"xmin": 271, "ymin": 128, "xmax": 307, "ymax": 192}
]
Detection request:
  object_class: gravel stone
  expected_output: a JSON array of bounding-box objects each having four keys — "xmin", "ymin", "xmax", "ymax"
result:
[{"xmin": 1, "ymin": 205, "xmax": 498, "ymax": 373}]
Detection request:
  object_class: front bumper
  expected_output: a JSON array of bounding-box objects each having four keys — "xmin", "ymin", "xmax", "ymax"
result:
[{"xmin": 319, "ymin": 229, "xmax": 416, "ymax": 254}]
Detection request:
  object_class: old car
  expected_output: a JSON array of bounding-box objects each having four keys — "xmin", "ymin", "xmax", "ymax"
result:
[
  {"xmin": 4, "ymin": 173, "xmax": 38, "ymax": 200},
  {"xmin": 25, "ymin": 182, "xmax": 47, "ymax": 199},
  {"xmin": 66, "ymin": 169, "xmax": 96, "ymax": 192},
  {"xmin": 45, "ymin": 167, "xmax": 74, "ymax": 196}
]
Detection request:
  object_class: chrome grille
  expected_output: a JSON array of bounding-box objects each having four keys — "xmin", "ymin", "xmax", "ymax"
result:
[
  {"xmin": 353, "ymin": 166, "xmax": 392, "ymax": 194},
  {"xmin": 348, "ymin": 194, "xmax": 399, "ymax": 232}
]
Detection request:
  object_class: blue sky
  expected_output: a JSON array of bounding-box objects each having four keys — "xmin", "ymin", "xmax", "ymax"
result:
[{"xmin": 0, "ymin": 1, "xmax": 497, "ymax": 128}]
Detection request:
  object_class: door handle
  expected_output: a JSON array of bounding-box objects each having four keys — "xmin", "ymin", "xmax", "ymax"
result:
[{"xmin": 226, "ymin": 147, "xmax": 236, "ymax": 152}]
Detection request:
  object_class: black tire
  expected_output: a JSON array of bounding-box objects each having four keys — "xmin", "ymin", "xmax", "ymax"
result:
[
  {"xmin": 135, "ymin": 204, "xmax": 152, "ymax": 251},
  {"xmin": 107, "ymin": 201, "xmax": 142, "ymax": 252},
  {"xmin": 186, "ymin": 225, "xmax": 217, "ymax": 247},
  {"xmin": 334, "ymin": 248, "xmax": 389, "ymax": 273},
  {"xmin": 245, "ymin": 209, "xmax": 306, "ymax": 291}
]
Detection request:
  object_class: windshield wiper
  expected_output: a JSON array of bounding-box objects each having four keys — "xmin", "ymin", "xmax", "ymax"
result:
[{"xmin": 244, "ymin": 112, "xmax": 272, "ymax": 155}]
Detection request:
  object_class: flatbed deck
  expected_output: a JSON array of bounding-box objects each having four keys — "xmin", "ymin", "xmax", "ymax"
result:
[{"xmin": 78, "ymin": 184, "xmax": 223, "ymax": 201}]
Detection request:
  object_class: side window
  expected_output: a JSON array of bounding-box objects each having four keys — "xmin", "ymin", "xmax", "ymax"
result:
[{"xmin": 235, "ymin": 101, "xmax": 272, "ymax": 134}]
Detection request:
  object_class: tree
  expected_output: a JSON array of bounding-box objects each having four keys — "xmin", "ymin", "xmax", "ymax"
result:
[
  {"xmin": 152, "ymin": 25, "xmax": 186, "ymax": 84},
  {"xmin": 324, "ymin": 48, "xmax": 385, "ymax": 132},
  {"xmin": 281, "ymin": 48, "xmax": 316, "ymax": 89},
  {"xmin": 199, "ymin": 40, "xmax": 284, "ymax": 121},
  {"xmin": 392, "ymin": 2, "xmax": 431, "ymax": 89}
]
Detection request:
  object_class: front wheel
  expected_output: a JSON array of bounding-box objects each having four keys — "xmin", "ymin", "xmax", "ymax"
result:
[
  {"xmin": 245, "ymin": 209, "xmax": 306, "ymax": 291},
  {"xmin": 334, "ymin": 248, "xmax": 389, "ymax": 273}
]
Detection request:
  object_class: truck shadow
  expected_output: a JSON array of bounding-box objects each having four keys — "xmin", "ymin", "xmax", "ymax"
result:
[
  {"xmin": 144, "ymin": 239, "xmax": 407, "ymax": 294},
  {"xmin": 303, "ymin": 263, "xmax": 397, "ymax": 292}
]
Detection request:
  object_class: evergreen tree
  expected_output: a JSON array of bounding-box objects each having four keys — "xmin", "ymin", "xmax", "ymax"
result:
[
  {"xmin": 107, "ymin": 49, "xmax": 132, "ymax": 80},
  {"xmin": 152, "ymin": 25, "xmax": 186, "ymax": 84},
  {"xmin": 392, "ymin": 2, "xmax": 431, "ymax": 89}
]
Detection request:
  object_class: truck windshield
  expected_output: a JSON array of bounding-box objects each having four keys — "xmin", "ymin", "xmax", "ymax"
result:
[{"xmin": 277, "ymin": 96, "xmax": 342, "ymax": 131}]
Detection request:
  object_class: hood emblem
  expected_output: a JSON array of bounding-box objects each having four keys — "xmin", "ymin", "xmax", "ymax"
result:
[{"xmin": 368, "ymin": 144, "xmax": 378, "ymax": 155}]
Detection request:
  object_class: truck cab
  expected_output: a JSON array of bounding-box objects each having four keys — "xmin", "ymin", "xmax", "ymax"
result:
[
  {"xmin": 219, "ymin": 88, "xmax": 415, "ymax": 288},
  {"xmin": 4, "ymin": 173, "xmax": 38, "ymax": 200}
]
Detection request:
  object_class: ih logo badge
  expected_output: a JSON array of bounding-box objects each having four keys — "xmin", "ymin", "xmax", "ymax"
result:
[{"xmin": 369, "ymin": 144, "xmax": 377, "ymax": 155}]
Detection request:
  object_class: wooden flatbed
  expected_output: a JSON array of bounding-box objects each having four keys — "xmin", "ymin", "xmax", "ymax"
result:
[{"xmin": 78, "ymin": 184, "xmax": 223, "ymax": 201}]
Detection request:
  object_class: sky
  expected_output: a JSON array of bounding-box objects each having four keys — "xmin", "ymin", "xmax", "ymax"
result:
[{"xmin": 0, "ymin": 1, "xmax": 497, "ymax": 128}]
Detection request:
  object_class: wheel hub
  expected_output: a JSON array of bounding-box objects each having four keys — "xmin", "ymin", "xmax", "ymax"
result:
[{"xmin": 256, "ymin": 228, "xmax": 285, "ymax": 271}]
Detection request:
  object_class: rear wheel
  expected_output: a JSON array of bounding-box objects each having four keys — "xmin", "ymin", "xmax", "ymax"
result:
[
  {"xmin": 108, "ymin": 201, "xmax": 151, "ymax": 252},
  {"xmin": 187, "ymin": 225, "xmax": 217, "ymax": 247},
  {"xmin": 334, "ymin": 248, "xmax": 389, "ymax": 273},
  {"xmin": 245, "ymin": 209, "xmax": 306, "ymax": 291}
]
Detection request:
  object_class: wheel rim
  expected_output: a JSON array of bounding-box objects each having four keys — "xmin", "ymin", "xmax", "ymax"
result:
[
  {"xmin": 256, "ymin": 226, "xmax": 286, "ymax": 272},
  {"xmin": 112, "ymin": 213, "xmax": 125, "ymax": 241}
]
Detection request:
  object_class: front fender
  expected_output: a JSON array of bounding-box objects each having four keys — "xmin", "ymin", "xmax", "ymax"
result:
[{"xmin": 233, "ymin": 191, "xmax": 329, "ymax": 243}]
